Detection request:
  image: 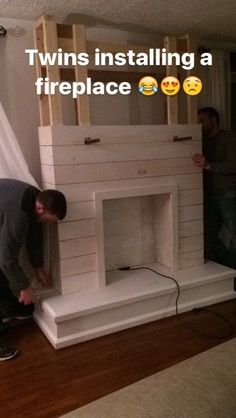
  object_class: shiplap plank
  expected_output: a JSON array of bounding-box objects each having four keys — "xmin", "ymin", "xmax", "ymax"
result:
[
  {"xmin": 66, "ymin": 202, "xmax": 202, "ymax": 223},
  {"xmin": 41, "ymin": 162, "xmax": 201, "ymax": 185},
  {"xmin": 60, "ymin": 271, "xmax": 98, "ymax": 295},
  {"xmin": 60, "ymin": 254, "xmax": 97, "ymax": 277},
  {"xmin": 43, "ymin": 180, "xmax": 203, "ymax": 203},
  {"xmin": 179, "ymin": 205, "xmax": 203, "ymax": 222},
  {"xmin": 64, "ymin": 202, "xmax": 203, "ymax": 227},
  {"xmin": 179, "ymin": 189, "xmax": 203, "ymax": 206},
  {"xmin": 38, "ymin": 124, "xmax": 201, "ymax": 146},
  {"xmin": 58, "ymin": 219, "xmax": 96, "ymax": 240},
  {"xmin": 179, "ymin": 235, "xmax": 204, "ymax": 253},
  {"xmin": 65, "ymin": 202, "xmax": 203, "ymax": 224},
  {"xmin": 179, "ymin": 220, "xmax": 203, "ymax": 238},
  {"xmin": 174, "ymin": 173, "xmax": 202, "ymax": 190},
  {"xmin": 59, "ymin": 236, "xmax": 97, "ymax": 259},
  {"xmin": 40, "ymin": 141, "xmax": 201, "ymax": 165},
  {"xmin": 65, "ymin": 201, "xmax": 95, "ymax": 221},
  {"xmin": 179, "ymin": 250, "xmax": 204, "ymax": 269}
]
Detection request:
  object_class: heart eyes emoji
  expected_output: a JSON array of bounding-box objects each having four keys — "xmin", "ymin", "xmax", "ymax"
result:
[{"xmin": 161, "ymin": 77, "xmax": 180, "ymax": 95}]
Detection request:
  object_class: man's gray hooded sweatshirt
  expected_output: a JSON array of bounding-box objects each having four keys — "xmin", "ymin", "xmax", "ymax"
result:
[{"xmin": 0, "ymin": 178, "xmax": 43, "ymax": 297}]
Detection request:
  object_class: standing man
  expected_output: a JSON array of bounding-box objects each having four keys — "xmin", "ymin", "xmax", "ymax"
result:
[
  {"xmin": 0, "ymin": 178, "xmax": 67, "ymax": 360},
  {"xmin": 192, "ymin": 107, "xmax": 236, "ymax": 269}
]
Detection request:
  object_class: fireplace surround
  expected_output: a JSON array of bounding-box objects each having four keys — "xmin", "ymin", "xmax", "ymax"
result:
[
  {"xmin": 38, "ymin": 124, "xmax": 205, "ymax": 295},
  {"xmin": 34, "ymin": 124, "xmax": 236, "ymax": 348}
]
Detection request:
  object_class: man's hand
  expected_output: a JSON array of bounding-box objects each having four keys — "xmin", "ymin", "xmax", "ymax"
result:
[
  {"xmin": 192, "ymin": 153, "xmax": 210, "ymax": 169},
  {"xmin": 19, "ymin": 286, "xmax": 36, "ymax": 305},
  {"xmin": 35, "ymin": 267, "xmax": 51, "ymax": 287}
]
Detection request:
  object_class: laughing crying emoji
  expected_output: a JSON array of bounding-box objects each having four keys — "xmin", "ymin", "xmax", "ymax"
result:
[{"xmin": 138, "ymin": 76, "xmax": 158, "ymax": 96}]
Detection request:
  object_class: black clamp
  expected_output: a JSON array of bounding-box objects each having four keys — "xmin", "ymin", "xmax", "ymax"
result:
[
  {"xmin": 84, "ymin": 137, "xmax": 101, "ymax": 145},
  {"xmin": 173, "ymin": 135, "xmax": 192, "ymax": 142},
  {"xmin": 0, "ymin": 26, "xmax": 7, "ymax": 38}
]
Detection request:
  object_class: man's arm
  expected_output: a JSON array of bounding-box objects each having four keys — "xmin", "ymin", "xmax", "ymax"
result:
[
  {"xmin": 26, "ymin": 224, "xmax": 51, "ymax": 287},
  {"xmin": 209, "ymin": 137, "xmax": 236, "ymax": 174},
  {"xmin": 193, "ymin": 137, "xmax": 236, "ymax": 174},
  {"xmin": 26, "ymin": 223, "xmax": 44, "ymax": 268},
  {"xmin": 192, "ymin": 154, "xmax": 209, "ymax": 170},
  {"xmin": 19, "ymin": 287, "xmax": 36, "ymax": 305},
  {"xmin": 0, "ymin": 214, "xmax": 31, "ymax": 297}
]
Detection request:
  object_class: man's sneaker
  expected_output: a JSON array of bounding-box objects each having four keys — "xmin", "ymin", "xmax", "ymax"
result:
[
  {"xmin": 0, "ymin": 300, "xmax": 13, "ymax": 323},
  {"xmin": 0, "ymin": 299, "xmax": 34, "ymax": 323},
  {"xmin": 0, "ymin": 345, "xmax": 18, "ymax": 361},
  {"xmin": 12, "ymin": 299, "xmax": 34, "ymax": 321}
]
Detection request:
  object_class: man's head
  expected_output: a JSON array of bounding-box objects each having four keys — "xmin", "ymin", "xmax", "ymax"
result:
[
  {"xmin": 198, "ymin": 107, "xmax": 220, "ymax": 137},
  {"xmin": 35, "ymin": 190, "xmax": 67, "ymax": 223}
]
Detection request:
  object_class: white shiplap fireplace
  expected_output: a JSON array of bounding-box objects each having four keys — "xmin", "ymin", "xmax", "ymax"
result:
[{"xmin": 34, "ymin": 124, "xmax": 236, "ymax": 348}]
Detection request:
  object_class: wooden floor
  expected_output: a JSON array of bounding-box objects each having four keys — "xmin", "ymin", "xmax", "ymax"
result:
[{"xmin": 0, "ymin": 298, "xmax": 236, "ymax": 418}]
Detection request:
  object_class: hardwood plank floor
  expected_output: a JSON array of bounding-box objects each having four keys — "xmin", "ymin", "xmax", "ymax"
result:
[{"xmin": 0, "ymin": 298, "xmax": 235, "ymax": 418}]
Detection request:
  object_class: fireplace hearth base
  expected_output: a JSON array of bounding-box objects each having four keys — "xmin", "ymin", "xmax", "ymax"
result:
[{"xmin": 34, "ymin": 261, "xmax": 236, "ymax": 349}]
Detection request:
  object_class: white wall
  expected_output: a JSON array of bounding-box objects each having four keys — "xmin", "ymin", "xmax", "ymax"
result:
[{"xmin": 0, "ymin": 17, "xmax": 41, "ymax": 184}]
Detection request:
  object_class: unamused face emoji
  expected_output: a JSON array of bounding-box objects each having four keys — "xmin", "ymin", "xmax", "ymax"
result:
[
  {"xmin": 161, "ymin": 76, "xmax": 180, "ymax": 96},
  {"xmin": 183, "ymin": 76, "xmax": 202, "ymax": 96},
  {"xmin": 138, "ymin": 76, "xmax": 158, "ymax": 96}
]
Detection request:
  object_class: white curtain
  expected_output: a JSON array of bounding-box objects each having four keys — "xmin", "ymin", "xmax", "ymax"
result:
[{"xmin": 0, "ymin": 102, "xmax": 38, "ymax": 186}]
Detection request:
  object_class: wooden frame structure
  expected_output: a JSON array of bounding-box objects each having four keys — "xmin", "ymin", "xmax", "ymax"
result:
[{"xmin": 33, "ymin": 15, "xmax": 198, "ymax": 127}]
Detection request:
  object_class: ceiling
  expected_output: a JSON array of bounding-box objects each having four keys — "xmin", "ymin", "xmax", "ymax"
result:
[{"xmin": 1, "ymin": 0, "xmax": 236, "ymax": 43}]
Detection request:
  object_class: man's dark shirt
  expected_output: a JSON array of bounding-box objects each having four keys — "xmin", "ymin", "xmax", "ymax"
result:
[
  {"xmin": 203, "ymin": 130, "xmax": 236, "ymax": 194},
  {"xmin": 0, "ymin": 179, "xmax": 43, "ymax": 296}
]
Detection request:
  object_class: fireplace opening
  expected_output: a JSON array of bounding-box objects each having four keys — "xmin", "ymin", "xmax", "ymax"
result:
[{"xmin": 95, "ymin": 186, "xmax": 178, "ymax": 287}]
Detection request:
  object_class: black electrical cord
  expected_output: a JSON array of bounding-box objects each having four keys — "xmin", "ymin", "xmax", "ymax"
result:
[{"xmin": 119, "ymin": 266, "xmax": 234, "ymax": 339}]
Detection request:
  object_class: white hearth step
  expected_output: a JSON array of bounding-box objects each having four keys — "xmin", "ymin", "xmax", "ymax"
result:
[{"xmin": 34, "ymin": 261, "xmax": 236, "ymax": 349}]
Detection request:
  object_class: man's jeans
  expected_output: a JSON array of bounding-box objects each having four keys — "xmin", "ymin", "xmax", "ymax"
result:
[
  {"xmin": 0, "ymin": 271, "xmax": 13, "ymax": 331},
  {"xmin": 0, "ymin": 270, "xmax": 34, "ymax": 323},
  {"xmin": 204, "ymin": 189, "xmax": 236, "ymax": 269}
]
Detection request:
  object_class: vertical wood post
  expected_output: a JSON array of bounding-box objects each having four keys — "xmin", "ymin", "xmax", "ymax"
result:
[
  {"xmin": 43, "ymin": 18, "xmax": 63, "ymax": 125},
  {"xmin": 181, "ymin": 35, "xmax": 198, "ymax": 124},
  {"xmin": 72, "ymin": 25, "xmax": 90, "ymax": 125},
  {"xmin": 164, "ymin": 36, "xmax": 178, "ymax": 124},
  {"xmin": 34, "ymin": 15, "xmax": 63, "ymax": 126}
]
